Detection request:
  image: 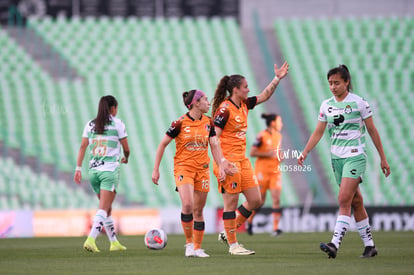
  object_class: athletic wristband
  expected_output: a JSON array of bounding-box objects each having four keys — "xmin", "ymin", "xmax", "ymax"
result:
[
  {"xmin": 274, "ymin": 75, "xmax": 280, "ymax": 82},
  {"xmin": 75, "ymin": 166, "xmax": 82, "ymax": 171}
]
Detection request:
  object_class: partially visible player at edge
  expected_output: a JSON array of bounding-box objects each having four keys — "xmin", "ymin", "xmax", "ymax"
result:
[
  {"xmin": 152, "ymin": 90, "xmax": 236, "ymax": 258},
  {"xmin": 74, "ymin": 95, "xmax": 130, "ymax": 253},
  {"xmin": 211, "ymin": 62, "xmax": 289, "ymax": 255},
  {"xmin": 298, "ymin": 65, "xmax": 391, "ymax": 259},
  {"xmin": 247, "ymin": 113, "xmax": 284, "ymax": 236}
]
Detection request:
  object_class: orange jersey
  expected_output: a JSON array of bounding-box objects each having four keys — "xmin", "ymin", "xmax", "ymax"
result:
[
  {"xmin": 166, "ymin": 113, "xmax": 215, "ymax": 171},
  {"xmin": 213, "ymin": 97, "xmax": 257, "ymax": 161},
  {"xmin": 253, "ymin": 130, "xmax": 282, "ymax": 173}
]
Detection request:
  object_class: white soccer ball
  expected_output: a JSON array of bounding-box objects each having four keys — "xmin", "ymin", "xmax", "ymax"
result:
[{"xmin": 144, "ymin": 228, "xmax": 168, "ymax": 250}]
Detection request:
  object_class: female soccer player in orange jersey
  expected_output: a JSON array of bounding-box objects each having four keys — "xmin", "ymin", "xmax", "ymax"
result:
[
  {"xmin": 247, "ymin": 113, "xmax": 284, "ymax": 236},
  {"xmin": 211, "ymin": 62, "xmax": 289, "ymax": 255},
  {"xmin": 152, "ymin": 90, "xmax": 235, "ymax": 258}
]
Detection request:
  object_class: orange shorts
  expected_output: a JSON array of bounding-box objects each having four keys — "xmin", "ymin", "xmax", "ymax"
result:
[
  {"xmin": 256, "ymin": 170, "xmax": 282, "ymax": 195},
  {"xmin": 213, "ymin": 158, "xmax": 259, "ymax": 194},
  {"xmin": 174, "ymin": 166, "xmax": 210, "ymax": 192}
]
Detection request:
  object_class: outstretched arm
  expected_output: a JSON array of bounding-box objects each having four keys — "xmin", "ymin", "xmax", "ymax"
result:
[
  {"xmin": 365, "ymin": 117, "xmax": 391, "ymax": 177},
  {"xmin": 298, "ymin": 121, "xmax": 327, "ymax": 166},
  {"xmin": 152, "ymin": 135, "xmax": 173, "ymax": 185},
  {"xmin": 256, "ymin": 62, "xmax": 289, "ymax": 105}
]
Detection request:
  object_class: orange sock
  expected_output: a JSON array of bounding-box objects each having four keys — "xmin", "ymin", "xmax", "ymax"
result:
[
  {"xmin": 272, "ymin": 209, "xmax": 282, "ymax": 231},
  {"xmin": 236, "ymin": 204, "xmax": 252, "ymax": 229},
  {"xmin": 181, "ymin": 213, "xmax": 193, "ymax": 244},
  {"xmin": 223, "ymin": 211, "xmax": 237, "ymax": 245},
  {"xmin": 193, "ymin": 221, "xmax": 205, "ymax": 250}
]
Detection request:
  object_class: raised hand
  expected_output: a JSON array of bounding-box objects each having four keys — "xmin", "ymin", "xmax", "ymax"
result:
[{"xmin": 275, "ymin": 62, "xmax": 289, "ymax": 80}]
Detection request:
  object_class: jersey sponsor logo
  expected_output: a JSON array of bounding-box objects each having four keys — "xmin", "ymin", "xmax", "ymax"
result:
[
  {"xmin": 90, "ymin": 160, "xmax": 105, "ymax": 169},
  {"xmin": 205, "ymin": 124, "xmax": 210, "ymax": 132},
  {"xmin": 184, "ymin": 135, "xmax": 209, "ymax": 151},
  {"xmin": 350, "ymin": 169, "xmax": 357, "ymax": 175},
  {"xmin": 344, "ymin": 105, "xmax": 352, "ymax": 114},
  {"xmin": 214, "ymin": 115, "xmax": 224, "ymax": 124},
  {"xmin": 351, "ymin": 149, "xmax": 358, "ymax": 153},
  {"xmin": 178, "ymin": 175, "xmax": 184, "ymax": 181},
  {"xmin": 231, "ymin": 182, "xmax": 237, "ymax": 189},
  {"xmin": 235, "ymin": 131, "xmax": 246, "ymax": 139},
  {"xmin": 333, "ymin": 114, "xmax": 345, "ymax": 126},
  {"xmin": 332, "ymin": 132, "xmax": 348, "ymax": 138},
  {"xmin": 328, "ymin": 106, "xmax": 342, "ymax": 113}
]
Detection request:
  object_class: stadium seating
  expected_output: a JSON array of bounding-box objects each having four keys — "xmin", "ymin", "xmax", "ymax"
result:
[
  {"xmin": 274, "ymin": 16, "xmax": 414, "ymax": 205},
  {"xmin": 0, "ymin": 157, "xmax": 99, "ymax": 209},
  {"xmin": 0, "ymin": 17, "xmax": 299, "ymax": 208}
]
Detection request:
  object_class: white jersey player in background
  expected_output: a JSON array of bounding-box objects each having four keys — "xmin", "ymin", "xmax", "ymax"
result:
[
  {"xmin": 298, "ymin": 65, "xmax": 391, "ymax": 258},
  {"xmin": 74, "ymin": 95, "xmax": 130, "ymax": 253}
]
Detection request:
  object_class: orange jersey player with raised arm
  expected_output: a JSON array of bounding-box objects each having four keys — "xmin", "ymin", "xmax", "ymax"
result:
[{"xmin": 211, "ymin": 61, "xmax": 289, "ymax": 255}]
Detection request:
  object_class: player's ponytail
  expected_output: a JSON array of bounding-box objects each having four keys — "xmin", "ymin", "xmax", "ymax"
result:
[
  {"xmin": 261, "ymin": 113, "xmax": 278, "ymax": 127},
  {"xmin": 327, "ymin": 64, "xmax": 353, "ymax": 92},
  {"xmin": 94, "ymin": 95, "xmax": 118, "ymax": 134},
  {"xmin": 212, "ymin": 74, "xmax": 245, "ymax": 116}
]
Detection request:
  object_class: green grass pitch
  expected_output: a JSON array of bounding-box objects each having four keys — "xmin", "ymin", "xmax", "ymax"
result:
[{"xmin": 1, "ymin": 232, "xmax": 413, "ymax": 274}]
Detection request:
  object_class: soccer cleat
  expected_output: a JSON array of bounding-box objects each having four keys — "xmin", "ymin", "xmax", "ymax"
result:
[
  {"xmin": 320, "ymin": 242, "xmax": 337, "ymax": 259},
  {"xmin": 229, "ymin": 244, "xmax": 255, "ymax": 255},
  {"xmin": 247, "ymin": 223, "xmax": 253, "ymax": 236},
  {"xmin": 110, "ymin": 240, "xmax": 127, "ymax": 251},
  {"xmin": 83, "ymin": 237, "xmax": 100, "ymax": 253},
  {"xmin": 360, "ymin": 246, "xmax": 378, "ymax": 258},
  {"xmin": 193, "ymin": 249, "xmax": 210, "ymax": 258},
  {"xmin": 184, "ymin": 243, "xmax": 195, "ymax": 257},
  {"xmin": 218, "ymin": 231, "xmax": 229, "ymax": 247},
  {"xmin": 271, "ymin": 229, "xmax": 283, "ymax": 237}
]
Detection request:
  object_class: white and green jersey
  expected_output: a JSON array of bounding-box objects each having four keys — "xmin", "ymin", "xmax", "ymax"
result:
[
  {"xmin": 82, "ymin": 115, "xmax": 128, "ymax": 171},
  {"xmin": 318, "ymin": 93, "xmax": 372, "ymax": 159}
]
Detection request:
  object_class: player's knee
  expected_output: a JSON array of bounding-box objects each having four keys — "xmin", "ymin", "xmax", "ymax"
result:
[
  {"xmin": 193, "ymin": 208, "xmax": 204, "ymax": 220},
  {"xmin": 351, "ymin": 195, "xmax": 364, "ymax": 209},
  {"xmin": 337, "ymin": 194, "xmax": 352, "ymax": 209},
  {"xmin": 249, "ymin": 197, "xmax": 262, "ymax": 210},
  {"xmin": 181, "ymin": 203, "xmax": 193, "ymax": 214}
]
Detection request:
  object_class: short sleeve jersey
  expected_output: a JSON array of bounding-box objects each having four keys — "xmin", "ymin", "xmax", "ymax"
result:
[
  {"xmin": 253, "ymin": 130, "xmax": 282, "ymax": 172},
  {"xmin": 318, "ymin": 92, "xmax": 372, "ymax": 159},
  {"xmin": 166, "ymin": 113, "xmax": 216, "ymax": 170},
  {"xmin": 213, "ymin": 97, "xmax": 257, "ymax": 161},
  {"xmin": 82, "ymin": 115, "xmax": 128, "ymax": 171}
]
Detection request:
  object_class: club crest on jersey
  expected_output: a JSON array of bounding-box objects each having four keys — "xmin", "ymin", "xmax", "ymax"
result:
[
  {"xmin": 235, "ymin": 116, "xmax": 241, "ymax": 122},
  {"xmin": 231, "ymin": 182, "xmax": 237, "ymax": 189},
  {"xmin": 344, "ymin": 105, "xmax": 352, "ymax": 114}
]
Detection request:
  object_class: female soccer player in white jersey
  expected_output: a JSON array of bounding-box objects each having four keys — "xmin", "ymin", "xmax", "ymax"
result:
[
  {"xmin": 74, "ymin": 95, "xmax": 130, "ymax": 252},
  {"xmin": 298, "ymin": 65, "xmax": 390, "ymax": 259}
]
